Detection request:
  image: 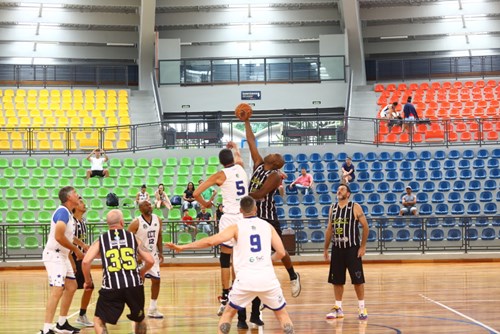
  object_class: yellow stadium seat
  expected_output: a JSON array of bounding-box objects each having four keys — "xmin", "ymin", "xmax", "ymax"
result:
[
  {"xmin": 58, "ymin": 116, "xmax": 69, "ymax": 127},
  {"xmin": 7, "ymin": 117, "xmax": 18, "ymax": 126},
  {"xmin": 27, "ymin": 103, "xmax": 37, "ymax": 111},
  {"xmin": 62, "ymin": 96, "xmax": 72, "ymax": 104},
  {"xmin": 107, "ymin": 96, "xmax": 117, "ymax": 104},
  {"xmin": 89, "ymin": 131, "xmax": 98, "ymax": 139},
  {"xmin": 39, "ymin": 89, "xmax": 49, "ymax": 97},
  {"xmin": 66, "ymin": 109, "xmax": 77, "ymax": 118},
  {"xmin": 0, "ymin": 141, "xmax": 9, "ymax": 150},
  {"xmin": 77, "ymin": 110, "xmax": 89, "ymax": 118},
  {"xmin": 85, "ymin": 90, "xmax": 94, "ymax": 98},
  {"xmin": 75, "ymin": 132, "xmax": 87, "ymax": 140},
  {"xmin": 27, "ymin": 96, "xmax": 37, "ymax": 104},
  {"xmin": 15, "ymin": 96, "xmax": 25, "ymax": 103},
  {"xmin": 38, "ymin": 96, "xmax": 48, "ymax": 104},
  {"xmin": 4, "ymin": 89, "xmax": 14, "ymax": 97},
  {"xmin": 38, "ymin": 140, "xmax": 51, "ymax": 150},
  {"xmin": 27, "ymin": 90, "xmax": 37, "ymax": 97},
  {"xmin": 104, "ymin": 132, "xmax": 116, "ymax": 141},
  {"xmin": 5, "ymin": 109, "xmax": 16, "ymax": 117},
  {"xmin": 84, "ymin": 103, "xmax": 94, "ymax": 111},
  {"xmin": 61, "ymin": 102, "xmax": 72, "ymax": 111},
  {"xmin": 119, "ymin": 117, "xmax": 130, "ymax": 125},
  {"xmin": 35, "ymin": 132, "xmax": 48, "ymax": 140},
  {"xmin": 50, "ymin": 103, "xmax": 60, "ymax": 110},
  {"xmin": 96, "ymin": 89, "xmax": 105, "ymax": 97},
  {"xmin": 118, "ymin": 90, "xmax": 128, "ymax": 97},
  {"xmin": 2, "ymin": 96, "xmax": 12, "ymax": 103},
  {"xmin": 10, "ymin": 131, "xmax": 24, "ymax": 140},
  {"xmin": 32, "ymin": 117, "xmax": 43, "ymax": 126},
  {"xmin": 39, "ymin": 103, "xmax": 48, "ymax": 111},
  {"xmin": 118, "ymin": 96, "xmax": 128, "ymax": 104},
  {"xmin": 20, "ymin": 117, "xmax": 31, "ymax": 127},
  {"xmin": 107, "ymin": 90, "xmax": 116, "ymax": 97},
  {"xmin": 16, "ymin": 89, "xmax": 26, "ymax": 97},
  {"xmin": 45, "ymin": 117, "xmax": 56, "ymax": 127},
  {"xmin": 0, "ymin": 132, "xmax": 8, "ymax": 140},
  {"xmin": 118, "ymin": 109, "xmax": 129, "ymax": 117},
  {"xmin": 51, "ymin": 96, "xmax": 61, "ymax": 105},
  {"xmin": 50, "ymin": 90, "xmax": 60, "ymax": 98},
  {"xmin": 96, "ymin": 103, "xmax": 106, "ymax": 111},
  {"xmin": 52, "ymin": 141, "xmax": 64, "ymax": 150},
  {"xmin": 107, "ymin": 117, "xmax": 118, "ymax": 126},
  {"xmin": 107, "ymin": 103, "xmax": 117, "ymax": 111},
  {"xmin": 62, "ymin": 90, "xmax": 71, "ymax": 97},
  {"xmin": 73, "ymin": 96, "xmax": 84, "ymax": 104},
  {"xmin": 85, "ymin": 96, "xmax": 95, "ymax": 103},
  {"xmin": 96, "ymin": 96, "xmax": 106, "ymax": 103},
  {"xmin": 28, "ymin": 109, "xmax": 41, "ymax": 117},
  {"xmin": 116, "ymin": 140, "xmax": 129, "ymax": 149},
  {"xmin": 69, "ymin": 117, "xmax": 81, "ymax": 127},
  {"xmin": 0, "ymin": 117, "xmax": 5, "ymax": 125},
  {"xmin": 91, "ymin": 110, "xmax": 102, "ymax": 118},
  {"xmin": 17, "ymin": 109, "xmax": 28, "ymax": 117},
  {"xmin": 79, "ymin": 138, "xmax": 99, "ymax": 149},
  {"xmin": 104, "ymin": 110, "xmax": 116, "ymax": 118},
  {"xmin": 73, "ymin": 103, "xmax": 83, "ymax": 111},
  {"xmin": 11, "ymin": 140, "xmax": 24, "ymax": 150},
  {"xmin": 15, "ymin": 103, "xmax": 25, "ymax": 111},
  {"xmin": 49, "ymin": 131, "xmax": 63, "ymax": 140},
  {"xmin": 103, "ymin": 140, "xmax": 114, "ymax": 150},
  {"xmin": 74, "ymin": 90, "xmax": 83, "ymax": 98},
  {"xmin": 95, "ymin": 117, "xmax": 106, "ymax": 127},
  {"xmin": 42, "ymin": 110, "xmax": 53, "ymax": 117},
  {"xmin": 54, "ymin": 109, "xmax": 65, "ymax": 117},
  {"xmin": 82, "ymin": 117, "xmax": 94, "ymax": 126}
]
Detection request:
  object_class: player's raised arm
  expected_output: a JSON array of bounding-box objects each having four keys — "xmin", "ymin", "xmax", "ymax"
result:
[
  {"xmin": 194, "ymin": 171, "xmax": 226, "ymax": 208},
  {"xmin": 244, "ymin": 119, "xmax": 264, "ymax": 168},
  {"xmin": 166, "ymin": 225, "xmax": 238, "ymax": 252}
]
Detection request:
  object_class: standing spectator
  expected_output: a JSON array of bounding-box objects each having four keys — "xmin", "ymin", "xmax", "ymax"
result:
[
  {"xmin": 196, "ymin": 207, "xmax": 213, "ymax": 234},
  {"xmin": 323, "ymin": 184, "xmax": 369, "ymax": 321},
  {"xmin": 288, "ymin": 167, "xmax": 314, "ymax": 194},
  {"xmin": 198, "ymin": 179, "xmax": 217, "ymax": 207},
  {"xmin": 182, "ymin": 182, "xmax": 200, "ymax": 212},
  {"xmin": 135, "ymin": 184, "xmax": 150, "ymax": 206},
  {"xmin": 82, "ymin": 210, "xmax": 154, "ymax": 334},
  {"xmin": 341, "ymin": 157, "xmax": 355, "ymax": 184},
  {"xmin": 399, "ymin": 186, "xmax": 418, "ymax": 216},
  {"xmin": 402, "ymin": 96, "xmax": 419, "ymax": 133},
  {"xmin": 40, "ymin": 186, "xmax": 83, "ymax": 334},
  {"xmin": 85, "ymin": 148, "xmax": 109, "ymax": 179},
  {"xmin": 154, "ymin": 183, "xmax": 172, "ymax": 218},
  {"xmin": 181, "ymin": 209, "xmax": 197, "ymax": 234},
  {"xmin": 215, "ymin": 203, "xmax": 224, "ymax": 223}
]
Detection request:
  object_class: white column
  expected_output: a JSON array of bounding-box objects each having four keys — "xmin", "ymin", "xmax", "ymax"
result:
[
  {"xmin": 340, "ymin": 0, "xmax": 366, "ymax": 85},
  {"xmin": 138, "ymin": 0, "xmax": 156, "ymax": 90}
]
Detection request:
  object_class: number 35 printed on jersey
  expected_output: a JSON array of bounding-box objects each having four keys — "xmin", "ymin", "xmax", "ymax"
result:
[{"xmin": 105, "ymin": 247, "xmax": 138, "ymax": 272}]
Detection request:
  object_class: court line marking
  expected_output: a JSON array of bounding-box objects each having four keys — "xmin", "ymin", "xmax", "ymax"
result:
[{"xmin": 420, "ymin": 294, "xmax": 500, "ymax": 334}]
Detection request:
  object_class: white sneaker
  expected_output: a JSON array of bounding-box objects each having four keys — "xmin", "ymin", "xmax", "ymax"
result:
[
  {"xmin": 147, "ymin": 308, "xmax": 164, "ymax": 319},
  {"xmin": 290, "ymin": 272, "xmax": 301, "ymax": 297},
  {"xmin": 76, "ymin": 314, "xmax": 94, "ymax": 327}
]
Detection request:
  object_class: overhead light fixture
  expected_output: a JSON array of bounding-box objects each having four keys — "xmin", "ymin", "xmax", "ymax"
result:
[
  {"xmin": 299, "ymin": 38, "xmax": 319, "ymax": 42},
  {"xmin": 180, "ymin": 42, "xmax": 192, "ymax": 46},
  {"xmin": 106, "ymin": 42, "xmax": 135, "ymax": 46},
  {"xmin": 380, "ymin": 36, "xmax": 408, "ymax": 40}
]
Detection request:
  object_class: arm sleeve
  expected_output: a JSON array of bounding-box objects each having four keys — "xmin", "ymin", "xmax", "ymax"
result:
[{"xmin": 53, "ymin": 208, "xmax": 70, "ymax": 225}]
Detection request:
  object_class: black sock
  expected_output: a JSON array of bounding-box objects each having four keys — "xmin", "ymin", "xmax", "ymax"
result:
[
  {"xmin": 286, "ymin": 267, "xmax": 297, "ymax": 281},
  {"xmin": 79, "ymin": 309, "xmax": 86, "ymax": 316},
  {"xmin": 237, "ymin": 308, "xmax": 247, "ymax": 322},
  {"xmin": 250, "ymin": 298, "xmax": 261, "ymax": 320}
]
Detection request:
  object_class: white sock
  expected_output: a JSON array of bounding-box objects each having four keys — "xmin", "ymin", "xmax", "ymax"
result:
[
  {"xmin": 57, "ymin": 316, "xmax": 67, "ymax": 326},
  {"xmin": 358, "ymin": 300, "xmax": 365, "ymax": 310},
  {"xmin": 335, "ymin": 301, "xmax": 342, "ymax": 308},
  {"xmin": 149, "ymin": 299, "xmax": 157, "ymax": 310},
  {"xmin": 43, "ymin": 323, "xmax": 52, "ymax": 333}
]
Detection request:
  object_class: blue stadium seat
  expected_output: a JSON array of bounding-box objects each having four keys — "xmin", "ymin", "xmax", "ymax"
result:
[
  {"xmin": 392, "ymin": 218, "xmax": 406, "ymax": 228},
  {"xmin": 448, "ymin": 150, "xmax": 461, "ymax": 160},
  {"xmin": 375, "ymin": 219, "xmax": 389, "ymax": 228},
  {"xmin": 371, "ymin": 161, "xmax": 383, "ymax": 171},
  {"xmin": 280, "ymin": 221, "xmax": 288, "ymax": 230},
  {"xmin": 296, "ymin": 231, "xmax": 308, "ymax": 243},
  {"xmin": 481, "ymin": 228, "xmax": 496, "ymax": 241},
  {"xmin": 372, "ymin": 171, "xmax": 385, "ymax": 182},
  {"xmin": 408, "ymin": 181, "xmax": 420, "ymax": 192},
  {"xmin": 468, "ymin": 180, "xmax": 481, "ymax": 191},
  {"xmin": 284, "ymin": 163, "xmax": 295, "ymax": 173},
  {"xmin": 475, "ymin": 217, "xmax": 489, "ymax": 227},
  {"xmin": 302, "ymin": 194, "xmax": 316, "ymax": 206},
  {"xmin": 447, "ymin": 229, "xmax": 462, "ymax": 241},
  {"xmin": 493, "ymin": 218, "xmax": 500, "ymax": 227},
  {"xmin": 313, "ymin": 172, "xmax": 325, "ymax": 183},
  {"xmin": 367, "ymin": 230, "xmax": 377, "ymax": 242},
  {"xmin": 442, "ymin": 170, "xmax": 456, "ymax": 180},
  {"xmin": 437, "ymin": 181, "xmax": 451, "ymax": 192},
  {"xmin": 400, "ymin": 161, "xmax": 412, "ymax": 171},
  {"xmin": 274, "ymin": 195, "xmax": 284, "ymax": 206},
  {"xmin": 288, "ymin": 207, "xmax": 302, "ymax": 218},
  {"xmin": 490, "ymin": 168, "xmax": 500, "ymax": 179},
  {"xmin": 336, "ymin": 152, "xmax": 348, "ymax": 162},
  {"xmin": 387, "ymin": 204, "xmax": 400, "ymax": 216},
  {"xmin": 361, "ymin": 205, "xmax": 369, "ymax": 216},
  {"xmin": 316, "ymin": 183, "xmax": 329, "ymax": 194},
  {"xmin": 451, "ymin": 204, "xmax": 465, "ymax": 215},
  {"xmin": 487, "ymin": 158, "xmax": 499, "ymax": 169},
  {"xmin": 312, "ymin": 162, "xmax": 324, "ymax": 173},
  {"xmin": 357, "ymin": 172, "xmax": 370, "ymax": 182},
  {"xmin": 296, "ymin": 153, "xmax": 308, "ymax": 163},
  {"xmin": 352, "ymin": 193, "xmax": 365, "ymax": 204},
  {"xmin": 463, "ymin": 192, "xmax": 477, "ymax": 203},
  {"xmin": 458, "ymin": 217, "xmax": 472, "ymax": 228},
  {"xmin": 409, "ymin": 218, "xmax": 423, "ymax": 228},
  {"xmin": 380, "ymin": 230, "xmax": 394, "ymax": 242},
  {"xmin": 442, "ymin": 217, "xmax": 456, "ymax": 227},
  {"xmin": 319, "ymin": 194, "xmax": 332, "ymax": 205},
  {"xmin": 285, "ymin": 185, "xmax": 298, "ymax": 195},
  {"xmin": 477, "ymin": 149, "xmax": 489, "ymax": 159},
  {"xmin": 419, "ymin": 150, "xmax": 432, "ymax": 160},
  {"xmin": 413, "ymin": 229, "xmax": 426, "ymax": 241},
  {"xmin": 365, "ymin": 152, "xmax": 378, "ymax": 162},
  {"xmin": 396, "ymin": 229, "xmax": 410, "ymax": 242},
  {"xmin": 429, "ymin": 160, "xmax": 441, "ymax": 170},
  {"xmin": 311, "ymin": 230, "xmax": 325, "ymax": 243},
  {"xmin": 286, "ymin": 195, "xmax": 300, "ymax": 206},
  {"xmin": 415, "ymin": 171, "xmax": 428, "ymax": 181},
  {"xmin": 467, "ymin": 203, "xmax": 481, "ymax": 215},
  {"xmin": 371, "ymin": 204, "xmax": 385, "ymax": 216},
  {"xmin": 283, "ymin": 154, "xmax": 294, "ymax": 163},
  {"xmin": 448, "ymin": 192, "xmax": 461, "ymax": 203},
  {"xmin": 326, "ymin": 162, "xmax": 339, "ymax": 172},
  {"xmin": 366, "ymin": 193, "xmax": 380, "ymax": 204},
  {"xmin": 462, "ymin": 149, "xmax": 474, "ymax": 159},
  {"xmin": 459, "ymin": 169, "xmax": 472, "ymax": 180},
  {"xmin": 472, "ymin": 159, "xmax": 485, "ymax": 169},
  {"xmin": 297, "ymin": 163, "xmax": 310, "ymax": 172},
  {"xmin": 330, "ymin": 182, "xmax": 341, "ymax": 193},
  {"xmin": 321, "ymin": 206, "xmax": 330, "ymax": 217},
  {"xmin": 385, "ymin": 161, "xmax": 398, "ymax": 171},
  {"xmin": 284, "ymin": 173, "xmax": 295, "ymax": 184},
  {"xmin": 384, "ymin": 193, "xmax": 397, "ymax": 204},
  {"xmin": 434, "ymin": 150, "xmax": 446, "ymax": 160},
  {"xmin": 414, "ymin": 160, "xmax": 426, "ymax": 171},
  {"xmin": 392, "ymin": 152, "xmax": 404, "ymax": 161},
  {"xmin": 327, "ymin": 172, "xmax": 340, "ymax": 183},
  {"xmin": 308, "ymin": 220, "xmax": 322, "ymax": 229},
  {"xmin": 453, "ymin": 180, "xmax": 466, "ymax": 191},
  {"xmin": 379, "ymin": 152, "xmax": 391, "ymax": 161},
  {"xmin": 362, "ymin": 182, "xmax": 375, "ymax": 193},
  {"xmin": 376, "ymin": 182, "xmax": 390, "ymax": 193},
  {"xmin": 426, "ymin": 218, "xmax": 439, "ymax": 228},
  {"xmin": 323, "ymin": 152, "xmax": 335, "ymax": 162},
  {"xmin": 423, "ymin": 181, "xmax": 435, "ymax": 192},
  {"xmin": 474, "ymin": 169, "xmax": 487, "ymax": 179},
  {"xmin": 431, "ymin": 193, "xmax": 445, "ymax": 203},
  {"xmin": 386, "ymin": 171, "xmax": 398, "ymax": 181},
  {"xmin": 430, "ymin": 229, "xmax": 445, "ymax": 241},
  {"xmin": 435, "ymin": 204, "xmax": 449, "ymax": 215},
  {"xmin": 357, "ymin": 162, "xmax": 369, "ymax": 172},
  {"xmin": 305, "ymin": 206, "xmax": 319, "ymax": 218},
  {"xmin": 484, "ymin": 180, "xmax": 497, "ymax": 190},
  {"xmin": 484, "ymin": 203, "xmax": 497, "ymax": 215},
  {"xmin": 392, "ymin": 181, "xmax": 405, "ymax": 193},
  {"xmin": 497, "ymin": 192, "xmax": 500, "ymax": 202},
  {"xmin": 405, "ymin": 151, "xmax": 418, "ymax": 161},
  {"xmin": 309, "ymin": 153, "xmax": 322, "ymax": 163},
  {"xmin": 444, "ymin": 160, "xmax": 456, "ymax": 170},
  {"xmin": 349, "ymin": 183, "xmax": 360, "ymax": 193},
  {"xmin": 352, "ymin": 152, "xmax": 364, "ymax": 162},
  {"xmin": 465, "ymin": 228, "xmax": 479, "ymax": 241},
  {"xmin": 277, "ymin": 207, "xmax": 285, "ymax": 219},
  {"xmin": 457, "ymin": 160, "xmax": 470, "ymax": 170},
  {"xmin": 416, "ymin": 193, "xmax": 428, "ymax": 203},
  {"xmin": 419, "ymin": 204, "xmax": 433, "ymax": 215},
  {"xmin": 401, "ymin": 171, "xmax": 413, "ymax": 181}
]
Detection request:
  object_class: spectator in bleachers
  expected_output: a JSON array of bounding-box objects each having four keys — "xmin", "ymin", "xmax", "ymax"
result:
[
  {"xmin": 288, "ymin": 167, "xmax": 314, "ymax": 194},
  {"xmin": 278, "ymin": 170, "xmax": 286, "ymax": 197},
  {"xmin": 85, "ymin": 148, "xmax": 109, "ymax": 179},
  {"xmin": 135, "ymin": 184, "xmax": 150, "ymax": 206},
  {"xmin": 181, "ymin": 209, "xmax": 197, "ymax": 234},
  {"xmin": 402, "ymin": 97, "xmax": 419, "ymax": 134},
  {"xmin": 198, "ymin": 179, "xmax": 217, "ymax": 207},
  {"xmin": 380, "ymin": 102, "xmax": 401, "ymax": 131},
  {"xmin": 341, "ymin": 157, "xmax": 356, "ymax": 184},
  {"xmin": 154, "ymin": 183, "xmax": 172, "ymax": 210},
  {"xmin": 182, "ymin": 182, "xmax": 200, "ymax": 212},
  {"xmin": 399, "ymin": 186, "xmax": 418, "ymax": 216},
  {"xmin": 196, "ymin": 207, "xmax": 213, "ymax": 234},
  {"xmin": 215, "ymin": 203, "xmax": 224, "ymax": 222}
]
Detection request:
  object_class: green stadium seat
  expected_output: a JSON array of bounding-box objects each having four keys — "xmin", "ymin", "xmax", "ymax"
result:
[
  {"xmin": 11, "ymin": 158, "xmax": 23, "ymax": 168},
  {"xmin": 153, "ymin": 209, "xmax": 164, "ymax": 219},
  {"xmin": 146, "ymin": 177, "xmax": 158, "ymax": 188},
  {"xmin": 43, "ymin": 178, "xmax": 56, "ymax": 188},
  {"xmin": 165, "ymin": 157, "xmax": 177, "ymax": 167},
  {"xmin": 28, "ymin": 179, "xmax": 42, "ymax": 189},
  {"xmin": 46, "ymin": 167, "xmax": 59, "ymax": 178},
  {"xmin": 61, "ymin": 168, "xmax": 74, "ymax": 178},
  {"xmin": 122, "ymin": 198, "xmax": 135, "ymax": 208},
  {"xmin": 178, "ymin": 232, "xmax": 193, "ymax": 245},
  {"xmin": 192, "ymin": 166, "xmax": 204, "ymax": 176},
  {"xmin": 137, "ymin": 158, "xmax": 149, "ymax": 168},
  {"xmin": 114, "ymin": 188, "xmax": 125, "ymax": 198},
  {"xmin": 51, "ymin": 188, "xmax": 60, "ymax": 198},
  {"xmin": 163, "ymin": 233, "xmax": 172, "ymax": 243},
  {"xmin": 82, "ymin": 159, "xmax": 91, "ymax": 168},
  {"xmin": 0, "ymin": 178, "xmax": 9, "ymax": 188},
  {"xmin": 168, "ymin": 209, "xmax": 181, "ymax": 220},
  {"xmin": 151, "ymin": 158, "xmax": 163, "ymax": 168},
  {"xmin": 21, "ymin": 212, "xmax": 37, "ymax": 234},
  {"xmin": 27, "ymin": 199, "xmax": 41, "ymax": 211},
  {"xmin": 123, "ymin": 158, "xmax": 135, "ymax": 168},
  {"xmin": 39, "ymin": 158, "xmax": 51, "ymax": 168},
  {"xmin": 133, "ymin": 167, "xmax": 145, "ymax": 177},
  {"xmin": 122, "ymin": 210, "xmax": 133, "ymax": 221},
  {"xmin": 162, "ymin": 176, "xmax": 174, "ymax": 187},
  {"xmin": 119, "ymin": 168, "xmax": 132, "ymax": 178},
  {"xmin": 76, "ymin": 168, "xmax": 87, "ymax": 178},
  {"xmin": 180, "ymin": 157, "xmax": 192, "ymax": 166},
  {"xmin": 188, "ymin": 208, "xmax": 197, "ymax": 217},
  {"xmin": 13, "ymin": 178, "xmax": 26, "ymax": 189},
  {"xmin": 5, "ymin": 188, "xmax": 18, "ymax": 199},
  {"xmin": 0, "ymin": 158, "xmax": 9, "ymax": 168},
  {"xmin": 25, "ymin": 158, "xmax": 37, "ymax": 168},
  {"xmin": 147, "ymin": 167, "xmax": 160, "ymax": 177},
  {"xmin": 97, "ymin": 187, "xmax": 109, "ymax": 198},
  {"xmin": 163, "ymin": 167, "xmax": 175, "ymax": 176},
  {"xmin": 82, "ymin": 188, "xmax": 95, "ymax": 199},
  {"xmin": 21, "ymin": 189, "xmax": 33, "ymax": 199},
  {"xmin": 117, "ymin": 177, "xmax": 130, "ymax": 188},
  {"xmin": 67, "ymin": 158, "xmax": 80, "ymax": 168},
  {"xmin": 4, "ymin": 167, "xmax": 16, "ymax": 178},
  {"xmin": 208, "ymin": 156, "xmax": 219, "ymax": 166},
  {"xmin": 108, "ymin": 168, "xmax": 118, "ymax": 178},
  {"xmin": 192, "ymin": 175, "xmax": 202, "ymax": 184},
  {"xmin": 32, "ymin": 167, "xmax": 45, "ymax": 178},
  {"xmin": 6, "ymin": 211, "xmax": 20, "ymax": 223},
  {"xmin": 130, "ymin": 177, "xmax": 142, "ymax": 188},
  {"xmin": 127, "ymin": 188, "xmax": 137, "ymax": 198},
  {"xmin": 103, "ymin": 178, "xmax": 116, "ymax": 188},
  {"xmin": 38, "ymin": 211, "xmax": 52, "ymax": 223},
  {"xmin": 73, "ymin": 178, "xmax": 86, "ymax": 189},
  {"xmin": 193, "ymin": 157, "xmax": 205, "ymax": 166},
  {"xmin": 90, "ymin": 198, "xmax": 104, "ymax": 210},
  {"xmin": 58, "ymin": 178, "xmax": 71, "ymax": 187},
  {"xmin": 43, "ymin": 199, "xmax": 57, "ymax": 210},
  {"xmin": 206, "ymin": 166, "xmax": 218, "ymax": 175},
  {"xmin": 88, "ymin": 178, "xmax": 101, "ymax": 188},
  {"xmin": 86, "ymin": 210, "xmax": 101, "ymax": 223},
  {"xmin": 53, "ymin": 158, "xmax": 65, "ymax": 168},
  {"xmin": 109, "ymin": 158, "xmax": 122, "ymax": 168},
  {"xmin": 177, "ymin": 176, "xmax": 189, "ymax": 187},
  {"xmin": 17, "ymin": 167, "xmax": 30, "ymax": 178},
  {"xmin": 173, "ymin": 186, "xmax": 184, "ymax": 196},
  {"xmin": 196, "ymin": 232, "xmax": 209, "ymax": 240},
  {"xmin": 0, "ymin": 199, "xmax": 8, "ymax": 211},
  {"xmin": 7, "ymin": 236, "xmax": 21, "ymax": 249},
  {"xmin": 24, "ymin": 236, "xmax": 39, "ymax": 249},
  {"xmin": 36, "ymin": 188, "xmax": 49, "ymax": 199},
  {"xmin": 177, "ymin": 166, "xmax": 189, "ymax": 176}
]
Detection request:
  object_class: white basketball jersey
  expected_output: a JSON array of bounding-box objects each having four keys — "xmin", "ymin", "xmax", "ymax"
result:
[
  {"xmin": 220, "ymin": 164, "xmax": 248, "ymax": 214},
  {"xmin": 135, "ymin": 214, "xmax": 161, "ymax": 255},
  {"xmin": 43, "ymin": 206, "xmax": 75, "ymax": 257},
  {"xmin": 233, "ymin": 217, "xmax": 280, "ymax": 291}
]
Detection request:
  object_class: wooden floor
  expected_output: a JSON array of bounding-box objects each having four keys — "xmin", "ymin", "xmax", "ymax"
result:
[{"xmin": 2, "ymin": 262, "xmax": 500, "ymax": 334}]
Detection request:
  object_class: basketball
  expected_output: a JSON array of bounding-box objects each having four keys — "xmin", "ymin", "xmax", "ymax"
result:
[{"xmin": 235, "ymin": 103, "xmax": 253, "ymax": 121}]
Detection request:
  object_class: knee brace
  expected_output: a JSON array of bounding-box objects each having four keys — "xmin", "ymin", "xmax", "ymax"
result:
[{"xmin": 220, "ymin": 252, "xmax": 231, "ymax": 268}]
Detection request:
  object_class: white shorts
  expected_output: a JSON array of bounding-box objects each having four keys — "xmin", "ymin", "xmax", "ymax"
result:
[
  {"xmin": 43, "ymin": 252, "xmax": 75, "ymax": 287},
  {"xmin": 219, "ymin": 213, "xmax": 242, "ymax": 248},
  {"xmin": 144, "ymin": 253, "xmax": 161, "ymax": 279},
  {"xmin": 228, "ymin": 285, "xmax": 286, "ymax": 311}
]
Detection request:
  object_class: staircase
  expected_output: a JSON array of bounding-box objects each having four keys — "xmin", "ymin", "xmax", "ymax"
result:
[
  {"xmin": 347, "ymin": 85, "xmax": 378, "ymax": 142},
  {"xmin": 129, "ymin": 90, "xmax": 163, "ymax": 147}
]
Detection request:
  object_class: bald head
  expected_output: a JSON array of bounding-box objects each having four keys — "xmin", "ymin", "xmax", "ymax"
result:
[{"xmin": 107, "ymin": 209, "xmax": 124, "ymax": 228}]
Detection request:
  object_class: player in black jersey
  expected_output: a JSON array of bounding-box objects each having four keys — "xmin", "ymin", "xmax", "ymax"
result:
[
  {"xmin": 82, "ymin": 209, "xmax": 154, "ymax": 334},
  {"xmin": 323, "ymin": 184, "xmax": 369, "ymax": 321},
  {"xmin": 244, "ymin": 118, "xmax": 302, "ymax": 299}
]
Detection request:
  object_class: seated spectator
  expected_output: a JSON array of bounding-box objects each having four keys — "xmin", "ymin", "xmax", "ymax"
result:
[
  {"xmin": 215, "ymin": 203, "xmax": 224, "ymax": 222},
  {"xmin": 196, "ymin": 207, "xmax": 213, "ymax": 234},
  {"xmin": 198, "ymin": 179, "xmax": 217, "ymax": 208},
  {"xmin": 182, "ymin": 182, "xmax": 200, "ymax": 212},
  {"xmin": 288, "ymin": 168, "xmax": 313, "ymax": 194},
  {"xmin": 341, "ymin": 157, "xmax": 355, "ymax": 184},
  {"xmin": 400, "ymin": 186, "xmax": 418, "ymax": 216},
  {"xmin": 154, "ymin": 183, "xmax": 172, "ymax": 210},
  {"xmin": 135, "ymin": 184, "xmax": 150, "ymax": 206},
  {"xmin": 181, "ymin": 209, "xmax": 197, "ymax": 234},
  {"xmin": 403, "ymin": 96, "xmax": 419, "ymax": 133},
  {"xmin": 380, "ymin": 102, "xmax": 401, "ymax": 131},
  {"xmin": 85, "ymin": 148, "xmax": 109, "ymax": 179}
]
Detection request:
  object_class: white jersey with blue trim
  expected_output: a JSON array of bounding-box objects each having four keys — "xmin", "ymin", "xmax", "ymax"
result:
[
  {"xmin": 220, "ymin": 164, "xmax": 248, "ymax": 214},
  {"xmin": 43, "ymin": 205, "xmax": 75, "ymax": 256}
]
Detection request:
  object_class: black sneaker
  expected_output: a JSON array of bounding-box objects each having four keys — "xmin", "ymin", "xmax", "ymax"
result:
[
  {"xmin": 237, "ymin": 320, "xmax": 249, "ymax": 329},
  {"xmin": 40, "ymin": 330, "xmax": 56, "ymax": 334},
  {"xmin": 250, "ymin": 318, "xmax": 265, "ymax": 327},
  {"xmin": 55, "ymin": 320, "xmax": 80, "ymax": 334}
]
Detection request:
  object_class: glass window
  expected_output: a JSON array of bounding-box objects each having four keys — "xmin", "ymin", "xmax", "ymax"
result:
[
  {"xmin": 266, "ymin": 58, "xmax": 290, "ymax": 82},
  {"xmin": 319, "ymin": 56, "xmax": 345, "ymax": 80},
  {"xmin": 182, "ymin": 60, "xmax": 211, "ymax": 84},
  {"xmin": 239, "ymin": 59, "xmax": 264, "ymax": 82},
  {"xmin": 292, "ymin": 57, "xmax": 319, "ymax": 81},
  {"xmin": 159, "ymin": 60, "xmax": 181, "ymax": 85},
  {"xmin": 212, "ymin": 59, "xmax": 238, "ymax": 83}
]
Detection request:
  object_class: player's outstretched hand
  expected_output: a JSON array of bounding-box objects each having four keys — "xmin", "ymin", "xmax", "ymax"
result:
[
  {"xmin": 226, "ymin": 141, "xmax": 236, "ymax": 149},
  {"xmin": 164, "ymin": 242, "xmax": 183, "ymax": 253}
]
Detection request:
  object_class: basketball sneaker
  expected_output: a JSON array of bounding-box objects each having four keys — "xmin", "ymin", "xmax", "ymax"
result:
[
  {"xmin": 217, "ymin": 295, "xmax": 228, "ymax": 316},
  {"xmin": 290, "ymin": 272, "xmax": 301, "ymax": 297},
  {"xmin": 237, "ymin": 320, "xmax": 249, "ymax": 329},
  {"xmin": 76, "ymin": 314, "xmax": 94, "ymax": 327},
  {"xmin": 39, "ymin": 330, "xmax": 56, "ymax": 334},
  {"xmin": 249, "ymin": 317, "xmax": 265, "ymax": 327},
  {"xmin": 358, "ymin": 308, "xmax": 368, "ymax": 320},
  {"xmin": 147, "ymin": 308, "xmax": 164, "ymax": 319},
  {"xmin": 54, "ymin": 320, "xmax": 80, "ymax": 333},
  {"xmin": 326, "ymin": 306, "xmax": 344, "ymax": 319}
]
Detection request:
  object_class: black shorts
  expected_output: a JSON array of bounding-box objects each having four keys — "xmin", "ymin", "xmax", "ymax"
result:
[
  {"xmin": 263, "ymin": 218, "xmax": 282, "ymax": 238},
  {"xmin": 71, "ymin": 253, "xmax": 84, "ymax": 289},
  {"xmin": 328, "ymin": 246, "xmax": 365, "ymax": 285},
  {"xmin": 91, "ymin": 170, "xmax": 105, "ymax": 177},
  {"xmin": 95, "ymin": 285, "xmax": 145, "ymax": 325}
]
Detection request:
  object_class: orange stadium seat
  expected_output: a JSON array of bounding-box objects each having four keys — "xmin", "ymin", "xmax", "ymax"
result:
[
  {"xmin": 374, "ymin": 84, "xmax": 384, "ymax": 92},
  {"xmin": 448, "ymin": 132, "xmax": 458, "ymax": 142},
  {"xmin": 431, "ymin": 82, "xmax": 441, "ymax": 90},
  {"xmin": 486, "ymin": 131, "xmax": 498, "ymax": 141},
  {"xmin": 460, "ymin": 132, "xmax": 472, "ymax": 141},
  {"xmin": 475, "ymin": 80, "xmax": 485, "ymax": 88}
]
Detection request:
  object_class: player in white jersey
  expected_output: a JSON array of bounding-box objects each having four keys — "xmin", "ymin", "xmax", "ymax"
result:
[
  {"xmin": 40, "ymin": 186, "xmax": 84, "ymax": 334},
  {"xmin": 128, "ymin": 200, "xmax": 164, "ymax": 319},
  {"xmin": 194, "ymin": 141, "xmax": 249, "ymax": 316},
  {"xmin": 165, "ymin": 196, "xmax": 295, "ymax": 334}
]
